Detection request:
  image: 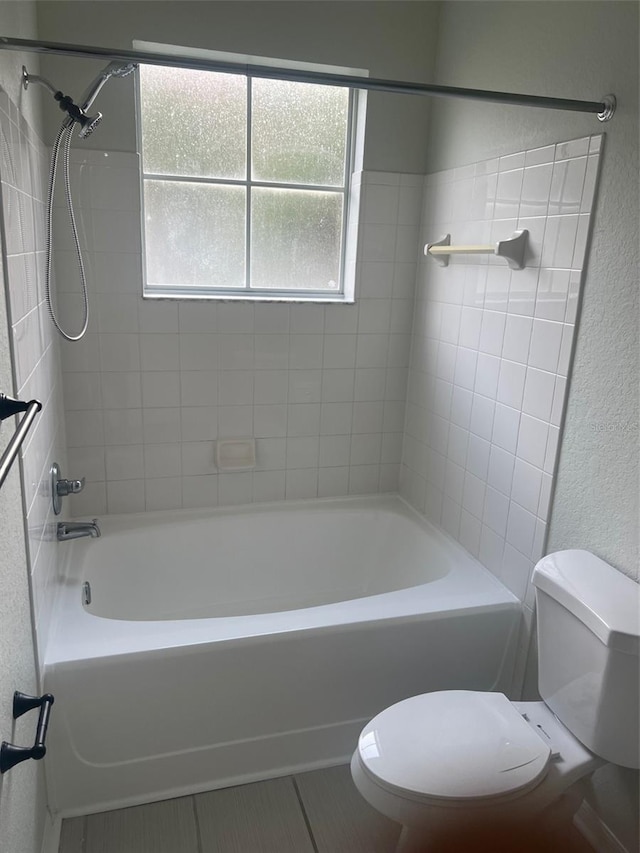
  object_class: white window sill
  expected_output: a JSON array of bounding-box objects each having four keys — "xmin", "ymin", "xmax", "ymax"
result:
[{"xmin": 142, "ymin": 292, "xmax": 355, "ymax": 305}]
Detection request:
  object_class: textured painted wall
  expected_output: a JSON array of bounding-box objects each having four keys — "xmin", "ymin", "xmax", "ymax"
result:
[{"xmin": 427, "ymin": 3, "xmax": 638, "ymax": 850}]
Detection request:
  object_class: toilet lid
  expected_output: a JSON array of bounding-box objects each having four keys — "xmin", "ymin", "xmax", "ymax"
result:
[{"xmin": 358, "ymin": 691, "xmax": 551, "ymax": 803}]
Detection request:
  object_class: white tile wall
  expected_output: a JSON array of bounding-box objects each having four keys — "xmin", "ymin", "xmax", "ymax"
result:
[
  {"xmin": 58, "ymin": 154, "xmax": 422, "ymax": 515},
  {"xmin": 0, "ymin": 86, "xmax": 67, "ymax": 666},
  {"xmin": 400, "ymin": 136, "xmax": 602, "ymax": 617}
]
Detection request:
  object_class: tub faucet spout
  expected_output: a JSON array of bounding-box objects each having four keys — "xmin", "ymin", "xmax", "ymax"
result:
[{"xmin": 56, "ymin": 519, "xmax": 101, "ymax": 541}]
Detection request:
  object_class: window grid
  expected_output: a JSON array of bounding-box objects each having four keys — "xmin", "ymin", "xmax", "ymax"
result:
[
  {"xmin": 246, "ymin": 74, "xmax": 252, "ymax": 293},
  {"xmin": 138, "ymin": 68, "xmax": 356, "ymax": 301}
]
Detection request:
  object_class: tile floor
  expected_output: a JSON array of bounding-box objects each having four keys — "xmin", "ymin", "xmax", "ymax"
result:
[
  {"xmin": 58, "ymin": 763, "xmax": 596, "ymax": 853},
  {"xmin": 57, "ymin": 764, "xmax": 401, "ymax": 853}
]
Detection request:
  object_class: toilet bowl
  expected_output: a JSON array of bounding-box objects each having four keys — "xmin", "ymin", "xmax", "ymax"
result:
[
  {"xmin": 351, "ymin": 551, "xmax": 640, "ymax": 851},
  {"xmin": 351, "ymin": 691, "xmax": 602, "ymax": 843}
]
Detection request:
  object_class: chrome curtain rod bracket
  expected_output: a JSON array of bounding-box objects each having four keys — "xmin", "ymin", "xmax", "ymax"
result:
[
  {"xmin": 0, "ymin": 36, "xmax": 616, "ymax": 120},
  {"xmin": 597, "ymin": 95, "xmax": 616, "ymax": 123}
]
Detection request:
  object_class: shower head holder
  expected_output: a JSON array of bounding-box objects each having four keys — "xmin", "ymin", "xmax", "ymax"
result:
[
  {"xmin": 52, "ymin": 91, "xmax": 103, "ymax": 138},
  {"xmin": 54, "ymin": 91, "xmax": 80, "ymax": 118}
]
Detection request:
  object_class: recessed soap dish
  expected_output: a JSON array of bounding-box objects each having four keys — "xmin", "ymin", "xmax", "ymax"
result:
[{"xmin": 215, "ymin": 438, "xmax": 256, "ymax": 472}]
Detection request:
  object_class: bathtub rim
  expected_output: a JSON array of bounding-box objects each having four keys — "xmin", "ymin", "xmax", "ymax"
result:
[{"xmin": 46, "ymin": 494, "xmax": 520, "ymax": 667}]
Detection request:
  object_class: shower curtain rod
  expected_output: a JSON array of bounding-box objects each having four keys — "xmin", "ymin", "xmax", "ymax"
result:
[{"xmin": 0, "ymin": 36, "xmax": 616, "ymax": 121}]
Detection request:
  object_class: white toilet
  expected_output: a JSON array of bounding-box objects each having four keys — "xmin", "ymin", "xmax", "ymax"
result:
[{"xmin": 351, "ymin": 550, "xmax": 640, "ymax": 849}]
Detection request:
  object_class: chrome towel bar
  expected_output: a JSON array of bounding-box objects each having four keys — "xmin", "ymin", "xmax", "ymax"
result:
[{"xmin": 0, "ymin": 395, "xmax": 42, "ymax": 490}]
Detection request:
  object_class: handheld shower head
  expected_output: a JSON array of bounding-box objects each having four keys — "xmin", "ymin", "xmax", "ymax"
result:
[
  {"xmin": 77, "ymin": 112, "xmax": 103, "ymax": 139},
  {"xmin": 79, "ymin": 61, "xmax": 137, "ymax": 111}
]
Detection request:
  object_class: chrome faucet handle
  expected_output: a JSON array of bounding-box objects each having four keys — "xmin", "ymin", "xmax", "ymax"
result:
[
  {"xmin": 56, "ymin": 477, "xmax": 85, "ymax": 496},
  {"xmin": 51, "ymin": 462, "xmax": 86, "ymax": 514}
]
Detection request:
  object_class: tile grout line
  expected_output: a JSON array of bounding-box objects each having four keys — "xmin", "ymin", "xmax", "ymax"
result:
[
  {"xmin": 190, "ymin": 795, "xmax": 204, "ymax": 853},
  {"xmin": 291, "ymin": 776, "xmax": 320, "ymax": 853}
]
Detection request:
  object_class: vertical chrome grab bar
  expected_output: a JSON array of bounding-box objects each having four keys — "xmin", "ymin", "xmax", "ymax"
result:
[{"xmin": 0, "ymin": 398, "xmax": 42, "ymax": 489}]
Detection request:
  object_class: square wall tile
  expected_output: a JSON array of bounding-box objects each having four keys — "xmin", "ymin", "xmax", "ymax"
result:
[
  {"xmin": 318, "ymin": 466, "xmax": 349, "ymax": 497},
  {"xmin": 181, "ymin": 407, "xmax": 217, "ymax": 441},
  {"xmin": 529, "ymin": 319, "xmax": 563, "ymax": 373},
  {"xmin": 106, "ymin": 478, "xmax": 145, "ymax": 513},
  {"xmin": 517, "ymin": 414, "xmax": 549, "ymax": 468},
  {"xmin": 549, "ymin": 157, "xmax": 587, "ymax": 216},
  {"xmin": 141, "ymin": 371, "xmax": 180, "ymax": 408},
  {"xmin": 182, "ymin": 474, "xmax": 218, "ymax": 508},
  {"xmin": 506, "ymin": 501, "xmax": 537, "ymax": 558},
  {"xmin": 145, "ymin": 476, "xmax": 182, "ymax": 511},
  {"xmin": 519, "ymin": 163, "xmax": 552, "ymax": 218},
  {"xmin": 286, "ymin": 468, "xmax": 318, "ymax": 499},
  {"xmin": 105, "ymin": 444, "xmax": 144, "ymax": 481},
  {"xmin": 252, "ymin": 470, "xmax": 286, "ymax": 502},
  {"xmin": 522, "ymin": 368, "xmax": 555, "ymax": 422},
  {"xmin": 497, "ymin": 360, "xmax": 526, "ymax": 409},
  {"xmin": 501, "ymin": 544, "xmax": 533, "ymax": 600},
  {"xmin": 487, "ymin": 445, "xmax": 515, "ymax": 497},
  {"xmin": 101, "ymin": 372, "xmax": 141, "ymax": 409},
  {"xmin": 181, "ymin": 442, "xmax": 216, "ymax": 476},
  {"xmin": 218, "ymin": 472, "xmax": 253, "ymax": 506},
  {"xmin": 511, "ymin": 458, "xmax": 543, "ymax": 516},
  {"xmin": 502, "ymin": 315, "xmax": 532, "ymax": 363},
  {"xmin": 349, "ymin": 464, "xmax": 380, "ymax": 495}
]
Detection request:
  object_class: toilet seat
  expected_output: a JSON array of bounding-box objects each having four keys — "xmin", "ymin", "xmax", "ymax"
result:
[{"xmin": 357, "ymin": 691, "xmax": 552, "ymax": 807}]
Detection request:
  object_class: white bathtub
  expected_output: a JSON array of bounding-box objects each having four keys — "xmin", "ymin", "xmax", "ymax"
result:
[{"xmin": 44, "ymin": 495, "xmax": 521, "ymax": 816}]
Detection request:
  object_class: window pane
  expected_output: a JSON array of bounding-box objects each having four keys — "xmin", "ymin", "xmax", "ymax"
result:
[
  {"xmin": 252, "ymin": 79, "xmax": 348, "ymax": 187},
  {"xmin": 251, "ymin": 187, "xmax": 342, "ymax": 290},
  {"xmin": 144, "ymin": 180, "xmax": 245, "ymax": 289},
  {"xmin": 139, "ymin": 65, "xmax": 246, "ymax": 179}
]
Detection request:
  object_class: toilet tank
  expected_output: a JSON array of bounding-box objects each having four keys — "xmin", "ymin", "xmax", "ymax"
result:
[{"xmin": 533, "ymin": 550, "xmax": 640, "ymax": 769}]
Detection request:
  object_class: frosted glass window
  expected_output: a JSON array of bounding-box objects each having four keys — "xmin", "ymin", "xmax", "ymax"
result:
[
  {"xmin": 137, "ymin": 58, "xmax": 357, "ymax": 299},
  {"xmin": 252, "ymin": 188, "xmax": 343, "ymax": 290},
  {"xmin": 252, "ymin": 79, "xmax": 349, "ymax": 186},
  {"xmin": 139, "ymin": 65, "xmax": 246, "ymax": 179},
  {"xmin": 144, "ymin": 181, "xmax": 245, "ymax": 289}
]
